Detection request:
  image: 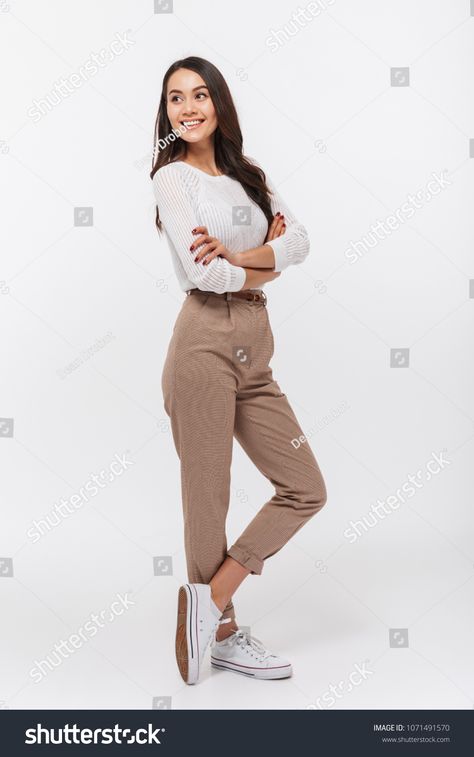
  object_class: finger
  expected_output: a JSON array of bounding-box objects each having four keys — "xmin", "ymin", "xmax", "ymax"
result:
[
  {"xmin": 274, "ymin": 218, "xmax": 285, "ymax": 236},
  {"xmin": 190, "ymin": 234, "xmax": 212, "ymax": 252},
  {"xmin": 268, "ymin": 212, "xmax": 284, "ymax": 240},
  {"xmin": 203, "ymin": 245, "xmax": 228, "ymax": 265},
  {"xmin": 268, "ymin": 214, "xmax": 279, "ymax": 235},
  {"xmin": 195, "ymin": 241, "xmax": 217, "ymax": 262},
  {"xmin": 202, "ymin": 250, "xmax": 219, "ymax": 265},
  {"xmin": 267, "ymin": 225, "xmax": 281, "ymax": 242}
]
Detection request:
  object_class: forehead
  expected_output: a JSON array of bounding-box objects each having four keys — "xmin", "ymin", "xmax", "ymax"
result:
[{"xmin": 167, "ymin": 68, "xmax": 208, "ymax": 94}]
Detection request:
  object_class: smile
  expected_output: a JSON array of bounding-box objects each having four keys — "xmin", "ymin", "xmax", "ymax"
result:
[{"xmin": 180, "ymin": 119, "xmax": 205, "ymax": 131}]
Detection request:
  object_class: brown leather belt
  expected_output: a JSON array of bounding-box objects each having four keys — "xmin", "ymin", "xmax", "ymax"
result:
[{"xmin": 186, "ymin": 288, "xmax": 267, "ymax": 306}]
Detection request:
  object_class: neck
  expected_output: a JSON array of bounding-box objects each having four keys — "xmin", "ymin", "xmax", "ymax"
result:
[{"xmin": 184, "ymin": 138, "xmax": 218, "ymax": 173}]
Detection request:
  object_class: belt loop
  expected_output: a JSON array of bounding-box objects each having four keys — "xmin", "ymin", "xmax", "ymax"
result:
[{"xmin": 226, "ymin": 292, "xmax": 232, "ymax": 301}]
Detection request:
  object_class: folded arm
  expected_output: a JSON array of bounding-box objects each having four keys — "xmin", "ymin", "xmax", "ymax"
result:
[
  {"xmin": 153, "ymin": 164, "xmax": 247, "ymax": 294},
  {"xmin": 237, "ymin": 160, "xmax": 310, "ymax": 272}
]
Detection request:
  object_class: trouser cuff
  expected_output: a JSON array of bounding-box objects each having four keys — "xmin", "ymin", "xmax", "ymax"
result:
[{"xmin": 227, "ymin": 545, "xmax": 263, "ymax": 575}]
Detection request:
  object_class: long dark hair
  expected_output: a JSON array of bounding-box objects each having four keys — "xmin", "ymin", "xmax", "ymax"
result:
[{"xmin": 150, "ymin": 56, "xmax": 274, "ymax": 232}]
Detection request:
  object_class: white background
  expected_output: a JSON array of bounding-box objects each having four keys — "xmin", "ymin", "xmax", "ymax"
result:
[{"xmin": 0, "ymin": 0, "xmax": 473, "ymax": 710}]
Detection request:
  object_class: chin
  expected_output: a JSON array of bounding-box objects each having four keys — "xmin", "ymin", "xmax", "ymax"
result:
[{"xmin": 183, "ymin": 132, "xmax": 208, "ymax": 143}]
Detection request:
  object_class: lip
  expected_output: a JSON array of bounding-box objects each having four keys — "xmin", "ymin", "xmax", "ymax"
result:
[{"xmin": 179, "ymin": 119, "xmax": 205, "ymax": 131}]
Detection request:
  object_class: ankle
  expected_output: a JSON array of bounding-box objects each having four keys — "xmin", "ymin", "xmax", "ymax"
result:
[
  {"xmin": 209, "ymin": 586, "xmax": 228, "ymax": 614},
  {"xmin": 215, "ymin": 620, "xmax": 238, "ymax": 642}
]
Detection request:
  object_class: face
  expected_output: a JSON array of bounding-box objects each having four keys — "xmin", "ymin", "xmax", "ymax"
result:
[{"xmin": 166, "ymin": 68, "xmax": 218, "ymax": 144}]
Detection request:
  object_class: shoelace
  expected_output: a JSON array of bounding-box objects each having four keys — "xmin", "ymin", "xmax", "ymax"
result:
[{"xmin": 227, "ymin": 629, "xmax": 275, "ymax": 661}]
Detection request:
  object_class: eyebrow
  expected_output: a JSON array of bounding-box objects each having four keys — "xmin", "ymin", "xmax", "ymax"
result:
[{"xmin": 168, "ymin": 85, "xmax": 209, "ymax": 95}]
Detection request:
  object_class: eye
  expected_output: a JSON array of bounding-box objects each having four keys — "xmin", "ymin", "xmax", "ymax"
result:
[
  {"xmin": 195, "ymin": 92, "xmax": 207, "ymax": 100},
  {"xmin": 170, "ymin": 95, "xmax": 182, "ymax": 103}
]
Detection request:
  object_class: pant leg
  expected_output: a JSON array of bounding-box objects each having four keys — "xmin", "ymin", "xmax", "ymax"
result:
[
  {"xmin": 227, "ymin": 307, "xmax": 327, "ymax": 575},
  {"xmin": 162, "ymin": 293, "xmax": 237, "ymax": 621}
]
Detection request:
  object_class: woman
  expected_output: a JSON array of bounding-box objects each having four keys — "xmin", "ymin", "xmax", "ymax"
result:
[{"xmin": 151, "ymin": 56, "xmax": 327, "ymax": 686}]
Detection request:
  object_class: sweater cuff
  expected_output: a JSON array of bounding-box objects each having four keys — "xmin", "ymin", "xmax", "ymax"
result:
[
  {"xmin": 227, "ymin": 265, "xmax": 247, "ymax": 292},
  {"xmin": 265, "ymin": 238, "xmax": 290, "ymax": 273}
]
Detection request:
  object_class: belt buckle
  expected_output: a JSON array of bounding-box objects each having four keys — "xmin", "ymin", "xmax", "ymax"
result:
[{"xmin": 260, "ymin": 290, "xmax": 267, "ymax": 306}]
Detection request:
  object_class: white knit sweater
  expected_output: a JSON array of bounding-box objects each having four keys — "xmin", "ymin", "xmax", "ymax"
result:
[{"xmin": 152, "ymin": 159, "xmax": 310, "ymax": 294}]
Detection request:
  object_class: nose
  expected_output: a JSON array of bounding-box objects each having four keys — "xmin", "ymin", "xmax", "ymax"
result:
[{"xmin": 181, "ymin": 98, "xmax": 198, "ymax": 116}]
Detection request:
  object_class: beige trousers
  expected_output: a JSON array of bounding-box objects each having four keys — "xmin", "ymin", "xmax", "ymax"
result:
[{"xmin": 162, "ymin": 290, "xmax": 327, "ymax": 621}]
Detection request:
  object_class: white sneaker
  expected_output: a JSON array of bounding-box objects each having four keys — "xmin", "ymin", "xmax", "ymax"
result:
[
  {"xmin": 211, "ymin": 629, "xmax": 293, "ymax": 680},
  {"xmin": 175, "ymin": 583, "xmax": 223, "ymax": 685}
]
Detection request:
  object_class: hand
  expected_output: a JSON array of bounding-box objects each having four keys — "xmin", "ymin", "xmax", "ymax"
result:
[
  {"xmin": 265, "ymin": 212, "xmax": 286, "ymax": 243},
  {"xmin": 190, "ymin": 226, "xmax": 233, "ymax": 265}
]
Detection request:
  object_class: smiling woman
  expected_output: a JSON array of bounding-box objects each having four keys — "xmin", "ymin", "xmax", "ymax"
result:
[
  {"xmin": 149, "ymin": 56, "xmax": 327, "ymax": 688},
  {"xmin": 150, "ymin": 57, "xmax": 275, "ymax": 232},
  {"xmin": 168, "ymin": 78, "xmax": 217, "ymax": 136}
]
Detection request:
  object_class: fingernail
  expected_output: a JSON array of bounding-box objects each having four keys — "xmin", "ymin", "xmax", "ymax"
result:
[
  {"xmin": 194, "ymin": 256, "xmax": 199, "ymax": 262},
  {"xmin": 276, "ymin": 212, "xmax": 281, "ymax": 216},
  {"xmin": 190, "ymin": 245, "xmax": 194, "ymax": 250},
  {"xmin": 283, "ymin": 223, "xmax": 286, "ymax": 228},
  {"xmin": 191, "ymin": 228, "xmax": 197, "ymax": 233}
]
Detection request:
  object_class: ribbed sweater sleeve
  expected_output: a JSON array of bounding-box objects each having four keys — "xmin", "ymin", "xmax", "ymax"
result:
[
  {"xmin": 249, "ymin": 158, "xmax": 310, "ymax": 273},
  {"xmin": 153, "ymin": 163, "xmax": 247, "ymax": 294}
]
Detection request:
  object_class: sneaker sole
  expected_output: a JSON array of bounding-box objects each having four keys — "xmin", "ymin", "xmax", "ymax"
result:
[
  {"xmin": 211, "ymin": 658, "xmax": 293, "ymax": 680},
  {"xmin": 176, "ymin": 584, "xmax": 199, "ymax": 685}
]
